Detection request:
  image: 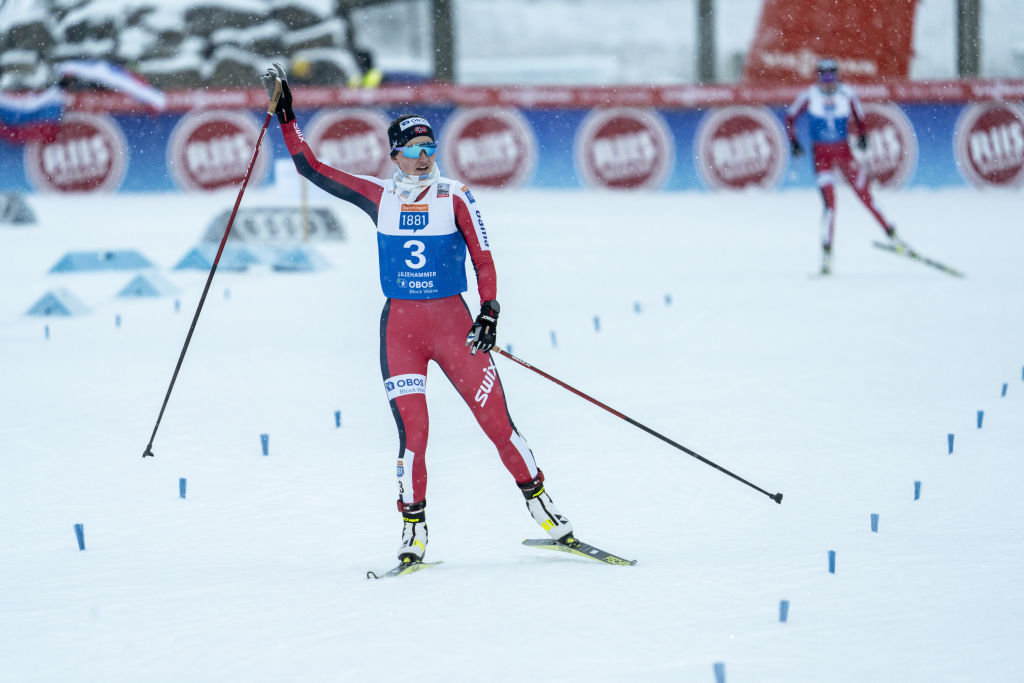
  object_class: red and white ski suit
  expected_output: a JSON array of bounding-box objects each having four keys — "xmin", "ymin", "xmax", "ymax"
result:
[
  {"xmin": 786, "ymin": 83, "xmax": 893, "ymax": 246},
  {"xmin": 280, "ymin": 121, "xmax": 540, "ymax": 506}
]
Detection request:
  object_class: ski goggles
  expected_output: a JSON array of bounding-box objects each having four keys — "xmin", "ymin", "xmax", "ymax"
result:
[{"xmin": 393, "ymin": 141, "xmax": 438, "ymax": 158}]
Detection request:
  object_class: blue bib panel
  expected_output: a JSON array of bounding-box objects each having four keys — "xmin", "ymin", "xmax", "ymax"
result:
[
  {"xmin": 810, "ymin": 113, "xmax": 850, "ymax": 144},
  {"xmin": 377, "ymin": 231, "xmax": 468, "ymax": 299}
]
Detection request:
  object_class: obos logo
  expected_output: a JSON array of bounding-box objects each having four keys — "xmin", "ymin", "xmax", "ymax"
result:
[
  {"xmin": 384, "ymin": 374, "xmax": 426, "ymax": 401},
  {"xmin": 851, "ymin": 103, "xmax": 918, "ymax": 188},
  {"xmin": 574, "ymin": 108, "xmax": 674, "ymax": 190},
  {"xmin": 440, "ymin": 107, "xmax": 537, "ymax": 188},
  {"xmin": 306, "ymin": 108, "xmax": 392, "ymax": 177},
  {"xmin": 24, "ymin": 112, "xmax": 127, "ymax": 193},
  {"xmin": 168, "ymin": 110, "xmax": 270, "ymax": 191},
  {"xmin": 954, "ymin": 102, "xmax": 1024, "ymax": 188},
  {"xmin": 695, "ymin": 106, "xmax": 786, "ymax": 191}
]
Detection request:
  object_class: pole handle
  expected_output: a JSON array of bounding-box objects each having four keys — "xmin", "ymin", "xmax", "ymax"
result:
[{"xmin": 267, "ymin": 78, "xmax": 283, "ymax": 116}]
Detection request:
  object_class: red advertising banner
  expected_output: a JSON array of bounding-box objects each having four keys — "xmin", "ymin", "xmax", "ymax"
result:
[
  {"xmin": 743, "ymin": 0, "xmax": 919, "ymax": 84},
  {"xmin": 64, "ymin": 79, "xmax": 1024, "ymax": 115}
]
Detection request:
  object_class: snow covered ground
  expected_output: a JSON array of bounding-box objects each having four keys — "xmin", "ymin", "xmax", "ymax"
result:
[{"xmin": 2, "ymin": 182, "xmax": 1024, "ymax": 681}]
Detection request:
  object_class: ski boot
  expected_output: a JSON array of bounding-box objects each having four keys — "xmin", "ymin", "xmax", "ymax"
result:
[
  {"xmin": 397, "ymin": 500, "xmax": 428, "ymax": 562},
  {"xmin": 518, "ymin": 472, "xmax": 574, "ymax": 542},
  {"xmin": 820, "ymin": 243, "xmax": 832, "ymax": 275},
  {"xmin": 887, "ymin": 226, "xmax": 909, "ymax": 253}
]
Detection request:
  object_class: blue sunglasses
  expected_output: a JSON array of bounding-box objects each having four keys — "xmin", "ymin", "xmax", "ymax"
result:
[{"xmin": 394, "ymin": 141, "xmax": 438, "ymax": 158}]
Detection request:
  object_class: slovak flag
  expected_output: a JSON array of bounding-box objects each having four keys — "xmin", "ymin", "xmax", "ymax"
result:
[
  {"xmin": 57, "ymin": 60, "xmax": 167, "ymax": 110},
  {"xmin": 0, "ymin": 85, "xmax": 65, "ymax": 144}
]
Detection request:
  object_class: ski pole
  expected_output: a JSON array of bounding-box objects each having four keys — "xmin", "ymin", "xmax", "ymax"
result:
[
  {"xmin": 142, "ymin": 79, "xmax": 283, "ymax": 459},
  {"xmin": 493, "ymin": 346, "xmax": 783, "ymax": 504}
]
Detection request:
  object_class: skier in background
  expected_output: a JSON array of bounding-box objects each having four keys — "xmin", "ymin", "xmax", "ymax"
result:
[
  {"xmin": 260, "ymin": 64, "xmax": 575, "ymax": 567},
  {"xmin": 786, "ymin": 58, "xmax": 906, "ymax": 274}
]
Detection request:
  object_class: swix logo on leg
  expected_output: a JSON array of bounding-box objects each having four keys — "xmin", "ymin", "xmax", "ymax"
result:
[
  {"xmin": 474, "ymin": 362, "xmax": 498, "ymax": 406},
  {"xmin": 292, "ymin": 121, "xmax": 305, "ymax": 142}
]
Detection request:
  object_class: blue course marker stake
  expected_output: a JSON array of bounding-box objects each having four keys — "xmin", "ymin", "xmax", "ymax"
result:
[
  {"xmin": 44, "ymin": 324, "xmax": 50, "ymax": 340},
  {"xmin": 260, "ymin": 433, "xmax": 269, "ymax": 456},
  {"xmin": 633, "ymin": 301, "xmax": 642, "ymax": 314},
  {"xmin": 224, "ymin": 288, "xmax": 231, "ymax": 300},
  {"xmin": 115, "ymin": 314, "xmax": 121, "ymax": 328},
  {"xmin": 74, "ymin": 523, "xmax": 85, "ymax": 551},
  {"xmin": 948, "ymin": 433, "xmax": 954, "ymax": 454},
  {"xmin": 914, "ymin": 480, "xmax": 921, "ymax": 500},
  {"xmin": 828, "ymin": 550, "xmax": 836, "ymax": 574},
  {"xmin": 334, "ymin": 410, "xmax": 341, "ymax": 428},
  {"xmin": 174, "ymin": 299, "xmax": 181, "ymax": 312},
  {"xmin": 664, "ymin": 293, "xmax": 672, "ymax": 305},
  {"xmin": 550, "ymin": 330, "xmax": 557, "ymax": 348},
  {"xmin": 871, "ymin": 513, "xmax": 879, "ymax": 533},
  {"xmin": 593, "ymin": 315, "xmax": 600, "ymax": 332},
  {"xmin": 1002, "ymin": 383, "xmax": 1008, "ymax": 397},
  {"xmin": 179, "ymin": 478, "xmax": 187, "ymax": 499},
  {"xmin": 713, "ymin": 662, "xmax": 725, "ymax": 683},
  {"xmin": 779, "ymin": 599, "xmax": 790, "ymax": 623},
  {"xmin": 977, "ymin": 410, "xmax": 984, "ymax": 428}
]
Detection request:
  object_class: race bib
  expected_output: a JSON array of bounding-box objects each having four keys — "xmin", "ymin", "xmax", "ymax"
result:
[{"xmin": 399, "ymin": 204, "xmax": 429, "ymax": 232}]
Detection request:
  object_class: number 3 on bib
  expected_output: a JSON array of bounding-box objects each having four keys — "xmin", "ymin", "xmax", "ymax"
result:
[{"xmin": 404, "ymin": 240, "xmax": 426, "ymax": 269}]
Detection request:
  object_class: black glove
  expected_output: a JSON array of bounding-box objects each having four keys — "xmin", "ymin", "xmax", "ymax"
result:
[
  {"xmin": 856, "ymin": 133, "xmax": 868, "ymax": 151},
  {"xmin": 790, "ymin": 139, "xmax": 804, "ymax": 158},
  {"xmin": 260, "ymin": 62, "xmax": 294, "ymax": 124},
  {"xmin": 466, "ymin": 300, "xmax": 499, "ymax": 355}
]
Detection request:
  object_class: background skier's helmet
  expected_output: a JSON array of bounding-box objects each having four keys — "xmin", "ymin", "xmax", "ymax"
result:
[{"xmin": 817, "ymin": 58, "xmax": 839, "ymax": 84}]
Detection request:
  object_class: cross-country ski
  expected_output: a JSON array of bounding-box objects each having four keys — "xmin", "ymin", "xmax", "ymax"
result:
[
  {"xmin": 367, "ymin": 560, "xmax": 444, "ymax": 580},
  {"xmin": 872, "ymin": 240, "xmax": 966, "ymax": 278},
  {"xmin": 523, "ymin": 537, "xmax": 637, "ymax": 566}
]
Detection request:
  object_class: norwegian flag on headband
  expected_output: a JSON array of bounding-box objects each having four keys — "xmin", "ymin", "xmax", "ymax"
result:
[{"xmin": 413, "ymin": 126, "xmax": 428, "ymax": 135}]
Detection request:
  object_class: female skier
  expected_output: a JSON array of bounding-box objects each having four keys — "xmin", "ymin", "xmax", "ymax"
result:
[
  {"xmin": 786, "ymin": 58, "xmax": 907, "ymax": 274},
  {"xmin": 261, "ymin": 64, "xmax": 573, "ymax": 565}
]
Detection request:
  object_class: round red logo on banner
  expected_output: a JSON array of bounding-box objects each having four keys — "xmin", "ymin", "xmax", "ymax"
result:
[
  {"xmin": 574, "ymin": 108, "xmax": 674, "ymax": 190},
  {"xmin": 168, "ymin": 110, "xmax": 270, "ymax": 192},
  {"xmin": 695, "ymin": 106, "xmax": 786, "ymax": 191},
  {"xmin": 306, "ymin": 108, "xmax": 391, "ymax": 177},
  {"xmin": 24, "ymin": 112, "xmax": 127, "ymax": 193},
  {"xmin": 440, "ymin": 107, "xmax": 536, "ymax": 188},
  {"xmin": 852, "ymin": 103, "xmax": 918, "ymax": 188},
  {"xmin": 954, "ymin": 102, "xmax": 1024, "ymax": 188}
]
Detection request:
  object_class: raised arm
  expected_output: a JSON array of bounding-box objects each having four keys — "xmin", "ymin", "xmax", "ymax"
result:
[{"xmin": 261, "ymin": 63, "xmax": 385, "ymax": 223}]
